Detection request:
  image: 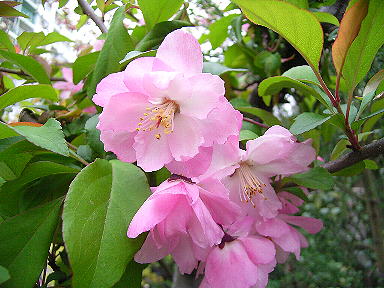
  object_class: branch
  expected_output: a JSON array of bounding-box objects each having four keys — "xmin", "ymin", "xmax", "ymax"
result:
[
  {"xmin": 78, "ymin": 0, "xmax": 108, "ymax": 34},
  {"xmin": 243, "ymin": 117, "xmax": 270, "ymax": 129},
  {"xmin": 322, "ymin": 137, "xmax": 384, "ymax": 173},
  {"xmin": 0, "ymin": 67, "xmax": 65, "ymax": 81}
]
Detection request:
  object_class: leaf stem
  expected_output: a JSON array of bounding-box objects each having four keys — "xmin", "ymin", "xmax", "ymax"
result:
[{"xmin": 243, "ymin": 117, "xmax": 270, "ymax": 129}]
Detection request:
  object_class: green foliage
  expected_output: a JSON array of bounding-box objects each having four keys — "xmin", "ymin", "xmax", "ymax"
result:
[
  {"xmin": 62, "ymin": 160, "xmax": 150, "ymax": 288},
  {"xmin": 290, "ymin": 112, "xmax": 331, "ymax": 134},
  {"xmin": 138, "ymin": 0, "xmax": 184, "ymax": 29},
  {"xmin": 284, "ymin": 167, "xmax": 335, "ymax": 190}
]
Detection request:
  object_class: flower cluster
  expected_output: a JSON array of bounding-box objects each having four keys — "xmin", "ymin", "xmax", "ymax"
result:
[{"xmin": 94, "ymin": 29, "xmax": 323, "ymax": 288}]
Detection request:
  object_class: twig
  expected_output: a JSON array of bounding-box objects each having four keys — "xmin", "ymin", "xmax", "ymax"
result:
[
  {"xmin": 232, "ymin": 81, "xmax": 257, "ymax": 91},
  {"xmin": 77, "ymin": 0, "xmax": 108, "ymax": 34},
  {"xmin": 66, "ymin": 142, "xmax": 90, "ymax": 166},
  {"xmin": 0, "ymin": 67, "xmax": 65, "ymax": 81},
  {"xmin": 243, "ymin": 117, "xmax": 270, "ymax": 129},
  {"xmin": 322, "ymin": 137, "xmax": 384, "ymax": 173}
]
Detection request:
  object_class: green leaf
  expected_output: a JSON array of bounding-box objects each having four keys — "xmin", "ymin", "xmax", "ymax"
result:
[
  {"xmin": 0, "ymin": 265, "xmax": 10, "ymax": 284},
  {"xmin": 73, "ymin": 52, "xmax": 100, "ymax": 84},
  {"xmin": 330, "ymin": 138, "xmax": 349, "ymax": 160},
  {"xmin": 39, "ymin": 31, "xmax": 73, "ymax": 46},
  {"xmin": 0, "ymin": 123, "xmax": 18, "ymax": 139},
  {"xmin": 0, "ymin": 198, "xmax": 62, "ymax": 288},
  {"xmin": 202, "ymin": 62, "xmax": 246, "ymax": 75},
  {"xmin": 84, "ymin": 115, "xmax": 105, "ymax": 156},
  {"xmin": 283, "ymin": 187, "xmax": 309, "ymax": 202},
  {"xmin": 9, "ymin": 119, "xmax": 70, "ymax": 156},
  {"xmin": 333, "ymin": 161, "xmax": 365, "ymax": 176},
  {"xmin": 119, "ymin": 50, "xmax": 156, "ymax": 64},
  {"xmin": 286, "ymin": 167, "xmax": 334, "ymax": 190},
  {"xmin": 343, "ymin": 0, "xmax": 384, "ymax": 90},
  {"xmin": 237, "ymin": 107, "xmax": 281, "ymax": 126},
  {"xmin": 17, "ymin": 32, "xmax": 45, "ymax": 51},
  {"xmin": 135, "ymin": 20, "xmax": 192, "ymax": 52},
  {"xmin": 290, "ymin": 112, "xmax": 331, "ymax": 135},
  {"xmin": 0, "ymin": 30, "xmax": 15, "ymax": 52},
  {"xmin": 208, "ymin": 14, "xmax": 240, "ymax": 49},
  {"xmin": 87, "ymin": 7, "xmax": 135, "ymax": 99},
  {"xmin": 364, "ymin": 159, "xmax": 379, "ymax": 170},
  {"xmin": 0, "ymin": 2, "xmax": 28, "ymax": 17},
  {"xmin": 0, "ymin": 84, "xmax": 58, "ymax": 110},
  {"xmin": 138, "ymin": 0, "xmax": 184, "ymax": 29},
  {"xmin": 312, "ymin": 12, "xmax": 339, "ymax": 26},
  {"xmin": 283, "ymin": 0, "xmax": 308, "ymax": 9},
  {"xmin": 63, "ymin": 159, "xmax": 151, "ymax": 288},
  {"xmin": 233, "ymin": 0, "xmax": 323, "ymax": 70},
  {"xmin": 0, "ymin": 51, "xmax": 50, "ymax": 84},
  {"xmin": 282, "ymin": 65, "xmax": 320, "ymax": 85},
  {"xmin": 113, "ymin": 261, "xmax": 146, "ymax": 288},
  {"xmin": 239, "ymin": 130, "xmax": 258, "ymax": 141}
]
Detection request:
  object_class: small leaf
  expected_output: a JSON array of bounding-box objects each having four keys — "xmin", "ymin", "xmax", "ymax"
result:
[
  {"xmin": 237, "ymin": 107, "xmax": 281, "ymax": 126},
  {"xmin": 39, "ymin": 31, "xmax": 73, "ymax": 46},
  {"xmin": 364, "ymin": 159, "xmax": 379, "ymax": 170},
  {"xmin": 290, "ymin": 112, "xmax": 331, "ymax": 135},
  {"xmin": 312, "ymin": 12, "xmax": 339, "ymax": 26},
  {"xmin": 63, "ymin": 159, "xmax": 151, "ymax": 288},
  {"xmin": 87, "ymin": 7, "xmax": 135, "ymax": 99},
  {"xmin": 17, "ymin": 32, "xmax": 45, "ymax": 51},
  {"xmin": 208, "ymin": 14, "xmax": 240, "ymax": 49},
  {"xmin": 332, "ymin": 0, "xmax": 368, "ymax": 75},
  {"xmin": 203, "ymin": 62, "xmax": 246, "ymax": 75},
  {"xmin": 333, "ymin": 161, "xmax": 365, "ymax": 176},
  {"xmin": 0, "ymin": 30, "xmax": 15, "ymax": 52},
  {"xmin": 0, "ymin": 2, "xmax": 28, "ymax": 17},
  {"xmin": 135, "ymin": 20, "xmax": 192, "ymax": 52},
  {"xmin": 138, "ymin": 0, "xmax": 184, "ymax": 29},
  {"xmin": 331, "ymin": 138, "xmax": 349, "ymax": 160},
  {"xmin": 287, "ymin": 167, "xmax": 334, "ymax": 190},
  {"xmin": 9, "ymin": 119, "xmax": 70, "ymax": 156},
  {"xmin": 0, "ymin": 51, "xmax": 50, "ymax": 84},
  {"xmin": 0, "ymin": 198, "xmax": 62, "ymax": 288},
  {"xmin": 233, "ymin": 0, "xmax": 323, "ymax": 70},
  {"xmin": 283, "ymin": 187, "xmax": 309, "ymax": 202},
  {"xmin": 239, "ymin": 130, "xmax": 259, "ymax": 141},
  {"xmin": 84, "ymin": 115, "xmax": 104, "ymax": 156},
  {"xmin": 119, "ymin": 50, "xmax": 156, "ymax": 64},
  {"xmin": 0, "ymin": 85, "xmax": 58, "ymax": 110},
  {"xmin": 73, "ymin": 52, "xmax": 100, "ymax": 84}
]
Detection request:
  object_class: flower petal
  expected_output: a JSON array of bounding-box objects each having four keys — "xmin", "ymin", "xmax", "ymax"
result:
[
  {"xmin": 279, "ymin": 215, "xmax": 323, "ymax": 234},
  {"xmin": 123, "ymin": 57, "xmax": 156, "ymax": 94},
  {"xmin": 240, "ymin": 236, "xmax": 276, "ymax": 264},
  {"xmin": 93, "ymin": 72, "xmax": 128, "ymax": 107},
  {"xmin": 134, "ymin": 233, "xmax": 171, "ymax": 263},
  {"xmin": 156, "ymin": 29, "xmax": 203, "ymax": 74},
  {"xmin": 99, "ymin": 130, "xmax": 136, "ymax": 162}
]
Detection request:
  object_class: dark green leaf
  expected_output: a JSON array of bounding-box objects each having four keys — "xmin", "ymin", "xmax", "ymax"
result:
[
  {"xmin": 9, "ymin": 119, "xmax": 69, "ymax": 156},
  {"xmin": 135, "ymin": 20, "xmax": 192, "ymax": 52},
  {"xmin": 87, "ymin": 7, "xmax": 135, "ymax": 98},
  {"xmin": 333, "ymin": 161, "xmax": 365, "ymax": 176},
  {"xmin": 287, "ymin": 167, "xmax": 334, "ymax": 190},
  {"xmin": 63, "ymin": 159, "xmax": 150, "ymax": 288},
  {"xmin": 237, "ymin": 107, "xmax": 281, "ymax": 126},
  {"xmin": 0, "ymin": 123, "xmax": 18, "ymax": 139},
  {"xmin": 0, "ymin": 85, "xmax": 58, "ymax": 110},
  {"xmin": 0, "ymin": 51, "xmax": 50, "ymax": 84},
  {"xmin": 73, "ymin": 52, "xmax": 100, "ymax": 84},
  {"xmin": 113, "ymin": 261, "xmax": 146, "ymax": 288},
  {"xmin": 290, "ymin": 112, "xmax": 331, "ymax": 135},
  {"xmin": 0, "ymin": 198, "xmax": 62, "ymax": 288},
  {"xmin": 0, "ymin": 265, "xmax": 10, "ymax": 284},
  {"xmin": 84, "ymin": 115, "xmax": 105, "ymax": 156}
]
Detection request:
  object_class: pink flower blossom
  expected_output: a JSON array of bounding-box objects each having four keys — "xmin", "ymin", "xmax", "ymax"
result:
[
  {"xmin": 94, "ymin": 29, "xmax": 241, "ymax": 171},
  {"xmin": 53, "ymin": 68, "xmax": 83, "ymax": 99},
  {"xmin": 197, "ymin": 126, "xmax": 316, "ymax": 219},
  {"xmin": 127, "ymin": 176, "xmax": 242, "ymax": 274},
  {"xmin": 200, "ymin": 217, "xmax": 276, "ymax": 288}
]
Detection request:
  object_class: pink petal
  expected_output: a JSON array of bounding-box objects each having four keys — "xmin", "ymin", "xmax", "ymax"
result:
[
  {"xmin": 273, "ymin": 227, "xmax": 301, "ymax": 259},
  {"xmin": 240, "ymin": 236, "xmax": 276, "ymax": 264},
  {"xmin": 227, "ymin": 216, "xmax": 254, "ymax": 238},
  {"xmin": 205, "ymin": 241, "xmax": 259, "ymax": 288},
  {"xmin": 168, "ymin": 114, "xmax": 204, "ymax": 161},
  {"xmin": 156, "ymin": 29, "xmax": 203, "ymax": 74},
  {"xmin": 134, "ymin": 232, "xmax": 171, "ymax": 263},
  {"xmin": 99, "ymin": 130, "xmax": 137, "ymax": 162},
  {"xmin": 123, "ymin": 57, "xmax": 158, "ymax": 94},
  {"xmin": 172, "ymin": 235, "xmax": 199, "ymax": 274},
  {"xmin": 93, "ymin": 72, "xmax": 128, "ymax": 107},
  {"xmin": 255, "ymin": 218, "xmax": 290, "ymax": 238},
  {"xmin": 62, "ymin": 67, "xmax": 73, "ymax": 83},
  {"xmin": 279, "ymin": 215, "xmax": 323, "ymax": 234}
]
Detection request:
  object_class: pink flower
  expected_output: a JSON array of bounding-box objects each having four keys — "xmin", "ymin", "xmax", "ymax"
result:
[
  {"xmin": 94, "ymin": 29, "xmax": 241, "ymax": 171},
  {"xmin": 127, "ymin": 176, "xmax": 242, "ymax": 274},
  {"xmin": 53, "ymin": 68, "xmax": 83, "ymax": 99},
  {"xmin": 198, "ymin": 126, "xmax": 316, "ymax": 219},
  {"xmin": 200, "ymin": 217, "xmax": 276, "ymax": 288},
  {"xmin": 255, "ymin": 214, "xmax": 323, "ymax": 263}
]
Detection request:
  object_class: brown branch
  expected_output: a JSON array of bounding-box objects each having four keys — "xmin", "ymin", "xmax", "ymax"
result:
[
  {"xmin": 77, "ymin": 0, "xmax": 108, "ymax": 34},
  {"xmin": 0, "ymin": 67, "xmax": 65, "ymax": 81},
  {"xmin": 322, "ymin": 137, "xmax": 384, "ymax": 173}
]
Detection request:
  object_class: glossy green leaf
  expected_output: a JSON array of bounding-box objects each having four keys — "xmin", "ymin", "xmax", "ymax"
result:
[
  {"xmin": 138, "ymin": 0, "xmax": 184, "ymax": 29},
  {"xmin": 233, "ymin": 0, "xmax": 323, "ymax": 70},
  {"xmin": 208, "ymin": 14, "xmax": 240, "ymax": 49},
  {"xmin": 283, "ymin": 0, "xmax": 308, "ymax": 9},
  {"xmin": 135, "ymin": 20, "xmax": 192, "ymax": 52},
  {"xmin": 343, "ymin": 0, "xmax": 384, "ymax": 90},
  {"xmin": 0, "ymin": 265, "xmax": 10, "ymax": 284},
  {"xmin": 63, "ymin": 159, "xmax": 151, "ymax": 288},
  {"xmin": 0, "ymin": 30, "xmax": 15, "ymax": 52},
  {"xmin": 0, "ymin": 198, "xmax": 62, "ymax": 288},
  {"xmin": 312, "ymin": 12, "xmax": 339, "ymax": 26},
  {"xmin": 286, "ymin": 167, "xmax": 334, "ymax": 190},
  {"xmin": 84, "ymin": 115, "xmax": 104, "ymax": 156},
  {"xmin": 73, "ymin": 52, "xmax": 100, "ymax": 84},
  {"xmin": 0, "ymin": 85, "xmax": 58, "ymax": 110},
  {"xmin": 87, "ymin": 7, "xmax": 135, "ymax": 98},
  {"xmin": 282, "ymin": 65, "xmax": 320, "ymax": 85},
  {"xmin": 0, "ymin": 2, "xmax": 28, "ymax": 17},
  {"xmin": 0, "ymin": 51, "xmax": 50, "ymax": 84},
  {"xmin": 203, "ymin": 62, "xmax": 247, "ymax": 75},
  {"xmin": 290, "ymin": 112, "xmax": 331, "ymax": 135},
  {"xmin": 119, "ymin": 50, "xmax": 156, "ymax": 64},
  {"xmin": 237, "ymin": 107, "xmax": 281, "ymax": 126},
  {"xmin": 9, "ymin": 119, "xmax": 69, "ymax": 156}
]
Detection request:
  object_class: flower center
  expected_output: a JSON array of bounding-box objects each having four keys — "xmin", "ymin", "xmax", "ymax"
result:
[
  {"xmin": 236, "ymin": 162, "xmax": 267, "ymax": 207},
  {"xmin": 136, "ymin": 100, "xmax": 179, "ymax": 139}
]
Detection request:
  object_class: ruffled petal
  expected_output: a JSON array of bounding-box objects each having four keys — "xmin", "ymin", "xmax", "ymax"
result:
[
  {"xmin": 123, "ymin": 57, "xmax": 156, "ymax": 94},
  {"xmin": 240, "ymin": 236, "xmax": 276, "ymax": 265},
  {"xmin": 93, "ymin": 72, "xmax": 128, "ymax": 107}
]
